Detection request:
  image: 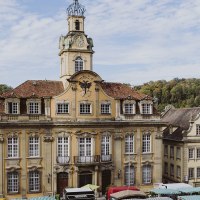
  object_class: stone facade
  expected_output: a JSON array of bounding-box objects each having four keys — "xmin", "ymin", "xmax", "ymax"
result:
[{"xmin": 0, "ymin": 0, "xmax": 165, "ymax": 199}]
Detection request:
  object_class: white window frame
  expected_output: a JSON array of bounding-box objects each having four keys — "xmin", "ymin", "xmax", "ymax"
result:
[
  {"xmin": 78, "ymin": 137, "xmax": 92, "ymax": 162},
  {"xmin": 101, "ymin": 103, "xmax": 111, "ymax": 114},
  {"xmin": 177, "ymin": 166, "xmax": 181, "ymax": 178},
  {"xmin": 101, "ymin": 136, "xmax": 111, "ymax": 161},
  {"xmin": 142, "ymin": 133, "xmax": 151, "ymax": 153},
  {"xmin": 29, "ymin": 136, "xmax": 40, "ymax": 157},
  {"xmin": 197, "ymin": 167, "xmax": 200, "ymax": 178},
  {"xmin": 139, "ymin": 101, "xmax": 153, "ymax": 115},
  {"xmin": 188, "ymin": 148, "xmax": 194, "ymax": 159},
  {"xmin": 29, "ymin": 171, "xmax": 40, "ymax": 192},
  {"xmin": 57, "ymin": 137, "xmax": 70, "ymax": 164},
  {"xmin": 80, "ymin": 103, "xmax": 91, "ymax": 114},
  {"xmin": 7, "ymin": 137, "xmax": 19, "ymax": 158},
  {"xmin": 124, "ymin": 103, "xmax": 135, "ymax": 114},
  {"xmin": 142, "ymin": 165, "xmax": 152, "ymax": 184},
  {"xmin": 176, "ymin": 147, "xmax": 181, "ymax": 159},
  {"xmin": 125, "ymin": 135, "xmax": 134, "ymax": 154},
  {"xmin": 7, "ymin": 102, "xmax": 18, "ymax": 114},
  {"xmin": 197, "ymin": 125, "xmax": 200, "ymax": 135},
  {"xmin": 125, "ymin": 166, "xmax": 135, "ymax": 186},
  {"xmin": 56, "ymin": 102, "xmax": 69, "ymax": 114},
  {"xmin": 75, "ymin": 57, "xmax": 83, "ymax": 72},
  {"xmin": 7, "ymin": 172, "xmax": 19, "ymax": 193},
  {"xmin": 27, "ymin": 99, "xmax": 41, "ymax": 115},
  {"xmin": 170, "ymin": 146, "xmax": 174, "ymax": 158},
  {"xmin": 188, "ymin": 168, "xmax": 194, "ymax": 179}
]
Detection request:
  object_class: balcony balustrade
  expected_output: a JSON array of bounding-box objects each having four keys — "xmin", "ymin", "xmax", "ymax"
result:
[
  {"xmin": 74, "ymin": 155, "xmax": 100, "ymax": 164},
  {"xmin": 57, "ymin": 156, "xmax": 70, "ymax": 165},
  {"xmin": 101, "ymin": 154, "xmax": 112, "ymax": 162}
]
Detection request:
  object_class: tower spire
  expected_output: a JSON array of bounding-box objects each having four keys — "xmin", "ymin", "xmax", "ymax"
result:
[{"xmin": 67, "ymin": 0, "xmax": 86, "ymax": 17}]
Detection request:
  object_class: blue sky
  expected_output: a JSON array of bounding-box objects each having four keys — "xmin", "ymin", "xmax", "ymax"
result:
[{"xmin": 0, "ymin": 0, "xmax": 200, "ymax": 87}]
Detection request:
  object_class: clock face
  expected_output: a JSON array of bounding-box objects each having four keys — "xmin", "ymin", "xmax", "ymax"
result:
[{"xmin": 75, "ymin": 35, "xmax": 84, "ymax": 47}]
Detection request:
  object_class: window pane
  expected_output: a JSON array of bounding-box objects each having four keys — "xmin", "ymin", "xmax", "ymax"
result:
[
  {"xmin": 142, "ymin": 134, "xmax": 151, "ymax": 153},
  {"xmin": 57, "ymin": 103, "xmax": 69, "ymax": 114},
  {"xmin": 8, "ymin": 137, "xmax": 18, "ymax": 158},
  {"xmin": 29, "ymin": 171, "xmax": 40, "ymax": 192},
  {"xmin": 80, "ymin": 104, "xmax": 91, "ymax": 114},
  {"xmin": 75, "ymin": 57, "xmax": 83, "ymax": 72},
  {"xmin": 125, "ymin": 135, "xmax": 134, "ymax": 153},
  {"xmin": 29, "ymin": 137, "xmax": 39, "ymax": 157},
  {"xmin": 125, "ymin": 166, "xmax": 135, "ymax": 186},
  {"xmin": 142, "ymin": 165, "xmax": 151, "ymax": 184},
  {"xmin": 7, "ymin": 172, "xmax": 19, "ymax": 193},
  {"xmin": 101, "ymin": 104, "xmax": 110, "ymax": 114}
]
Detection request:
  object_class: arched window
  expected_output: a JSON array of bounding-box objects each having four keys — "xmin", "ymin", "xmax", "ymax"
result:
[
  {"xmin": 75, "ymin": 20, "xmax": 80, "ymax": 30},
  {"xmin": 75, "ymin": 57, "xmax": 83, "ymax": 72}
]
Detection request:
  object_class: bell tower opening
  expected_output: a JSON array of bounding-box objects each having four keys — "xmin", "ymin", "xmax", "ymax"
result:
[{"xmin": 75, "ymin": 20, "xmax": 80, "ymax": 31}]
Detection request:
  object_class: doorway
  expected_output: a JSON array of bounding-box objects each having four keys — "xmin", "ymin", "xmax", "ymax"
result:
[{"xmin": 57, "ymin": 172, "xmax": 68, "ymax": 197}]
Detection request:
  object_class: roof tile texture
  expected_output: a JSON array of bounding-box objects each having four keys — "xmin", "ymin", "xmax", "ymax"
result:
[{"xmin": 2, "ymin": 80, "xmax": 64, "ymax": 98}]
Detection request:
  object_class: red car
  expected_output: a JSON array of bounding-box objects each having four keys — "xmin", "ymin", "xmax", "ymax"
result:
[{"xmin": 106, "ymin": 186, "xmax": 140, "ymax": 200}]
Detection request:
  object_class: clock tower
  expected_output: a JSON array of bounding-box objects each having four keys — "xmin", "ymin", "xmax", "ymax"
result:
[{"xmin": 59, "ymin": 0, "xmax": 94, "ymax": 88}]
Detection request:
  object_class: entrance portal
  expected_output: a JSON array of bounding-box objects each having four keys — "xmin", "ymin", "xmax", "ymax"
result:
[
  {"xmin": 79, "ymin": 171, "xmax": 92, "ymax": 187},
  {"xmin": 102, "ymin": 170, "xmax": 111, "ymax": 194},
  {"xmin": 57, "ymin": 172, "xmax": 68, "ymax": 197}
]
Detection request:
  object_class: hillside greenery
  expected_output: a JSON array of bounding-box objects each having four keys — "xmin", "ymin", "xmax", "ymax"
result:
[
  {"xmin": 0, "ymin": 84, "xmax": 12, "ymax": 95},
  {"xmin": 135, "ymin": 78, "xmax": 200, "ymax": 112}
]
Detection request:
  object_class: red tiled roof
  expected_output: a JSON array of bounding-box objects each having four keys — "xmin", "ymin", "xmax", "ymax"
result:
[
  {"xmin": 1, "ymin": 80, "xmax": 64, "ymax": 98},
  {"xmin": 100, "ymin": 82, "xmax": 151, "ymax": 100}
]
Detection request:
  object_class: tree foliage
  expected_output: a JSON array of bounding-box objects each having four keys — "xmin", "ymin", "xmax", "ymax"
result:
[
  {"xmin": 0, "ymin": 84, "xmax": 12, "ymax": 95},
  {"xmin": 135, "ymin": 78, "xmax": 200, "ymax": 112}
]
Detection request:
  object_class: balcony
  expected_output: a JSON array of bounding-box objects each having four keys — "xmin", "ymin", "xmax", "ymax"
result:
[
  {"xmin": 101, "ymin": 154, "xmax": 112, "ymax": 162},
  {"xmin": 118, "ymin": 114, "xmax": 160, "ymax": 121},
  {"xmin": 57, "ymin": 156, "xmax": 70, "ymax": 165},
  {"xmin": 74, "ymin": 155, "xmax": 100, "ymax": 165}
]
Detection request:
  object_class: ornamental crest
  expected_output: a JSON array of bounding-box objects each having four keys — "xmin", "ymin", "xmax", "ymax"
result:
[{"xmin": 79, "ymin": 80, "xmax": 92, "ymax": 96}]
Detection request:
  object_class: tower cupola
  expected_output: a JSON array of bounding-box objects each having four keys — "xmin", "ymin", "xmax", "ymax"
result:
[{"xmin": 67, "ymin": 0, "xmax": 86, "ymax": 17}]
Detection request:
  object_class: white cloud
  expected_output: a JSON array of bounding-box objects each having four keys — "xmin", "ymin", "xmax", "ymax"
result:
[{"xmin": 0, "ymin": 0, "xmax": 200, "ymax": 87}]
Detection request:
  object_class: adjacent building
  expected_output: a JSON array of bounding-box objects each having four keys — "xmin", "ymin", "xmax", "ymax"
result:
[
  {"xmin": 0, "ymin": 0, "xmax": 165, "ymax": 199},
  {"xmin": 162, "ymin": 107, "xmax": 200, "ymax": 187}
]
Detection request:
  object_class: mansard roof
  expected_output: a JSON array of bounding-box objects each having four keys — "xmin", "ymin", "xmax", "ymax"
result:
[
  {"xmin": 162, "ymin": 107, "xmax": 200, "ymax": 130},
  {"xmin": 100, "ymin": 82, "xmax": 151, "ymax": 100},
  {"xmin": 1, "ymin": 80, "xmax": 64, "ymax": 98}
]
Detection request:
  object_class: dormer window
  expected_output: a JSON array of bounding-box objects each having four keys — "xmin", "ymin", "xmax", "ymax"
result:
[
  {"xmin": 123, "ymin": 100, "xmax": 136, "ymax": 114},
  {"xmin": 27, "ymin": 99, "xmax": 41, "ymax": 115},
  {"xmin": 75, "ymin": 20, "xmax": 80, "ymax": 30},
  {"xmin": 139, "ymin": 100, "xmax": 153, "ymax": 115},
  {"xmin": 8, "ymin": 102, "xmax": 18, "ymax": 114},
  {"xmin": 5, "ymin": 99, "xmax": 20, "ymax": 114},
  {"xmin": 75, "ymin": 57, "xmax": 83, "ymax": 72}
]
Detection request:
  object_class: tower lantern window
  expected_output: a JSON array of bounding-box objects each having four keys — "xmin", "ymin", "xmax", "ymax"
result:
[{"xmin": 75, "ymin": 20, "xmax": 80, "ymax": 30}]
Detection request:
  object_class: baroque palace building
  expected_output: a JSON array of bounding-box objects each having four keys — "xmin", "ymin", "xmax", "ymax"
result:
[{"xmin": 0, "ymin": 0, "xmax": 166, "ymax": 199}]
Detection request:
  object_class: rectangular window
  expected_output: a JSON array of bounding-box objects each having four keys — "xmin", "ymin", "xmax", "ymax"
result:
[
  {"xmin": 164, "ymin": 162, "xmax": 168, "ymax": 174},
  {"xmin": 176, "ymin": 147, "xmax": 181, "ymax": 159},
  {"xmin": 125, "ymin": 135, "xmax": 134, "ymax": 154},
  {"xmin": 125, "ymin": 166, "xmax": 135, "ymax": 186},
  {"xmin": 170, "ymin": 164, "xmax": 174, "ymax": 176},
  {"xmin": 142, "ymin": 165, "xmax": 152, "ymax": 184},
  {"xmin": 29, "ymin": 137, "xmax": 39, "ymax": 157},
  {"xmin": 197, "ymin": 149, "xmax": 200, "ymax": 159},
  {"xmin": 141, "ymin": 104, "xmax": 151, "ymax": 114},
  {"xmin": 164, "ymin": 145, "xmax": 168, "ymax": 156},
  {"xmin": 170, "ymin": 146, "xmax": 174, "ymax": 158},
  {"xmin": 177, "ymin": 166, "xmax": 181, "ymax": 178},
  {"xmin": 29, "ymin": 171, "xmax": 40, "ymax": 192},
  {"xmin": 101, "ymin": 136, "xmax": 111, "ymax": 161},
  {"xmin": 7, "ymin": 172, "xmax": 19, "ymax": 193},
  {"xmin": 80, "ymin": 103, "xmax": 91, "ymax": 114},
  {"xmin": 79, "ymin": 138, "xmax": 92, "ymax": 163},
  {"xmin": 29, "ymin": 102, "xmax": 39, "ymax": 114},
  {"xmin": 57, "ymin": 103, "xmax": 69, "ymax": 114},
  {"xmin": 197, "ymin": 167, "xmax": 200, "ymax": 178},
  {"xmin": 188, "ymin": 168, "xmax": 194, "ymax": 179},
  {"xmin": 124, "ymin": 104, "xmax": 135, "ymax": 114},
  {"xmin": 101, "ymin": 104, "xmax": 110, "ymax": 114},
  {"xmin": 57, "ymin": 137, "xmax": 69, "ymax": 164},
  {"xmin": 8, "ymin": 102, "xmax": 18, "ymax": 114},
  {"xmin": 188, "ymin": 148, "xmax": 194, "ymax": 159},
  {"xmin": 142, "ymin": 134, "xmax": 151, "ymax": 153},
  {"xmin": 7, "ymin": 137, "xmax": 18, "ymax": 158},
  {"xmin": 196, "ymin": 125, "xmax": 200, "ymax": 135}
]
